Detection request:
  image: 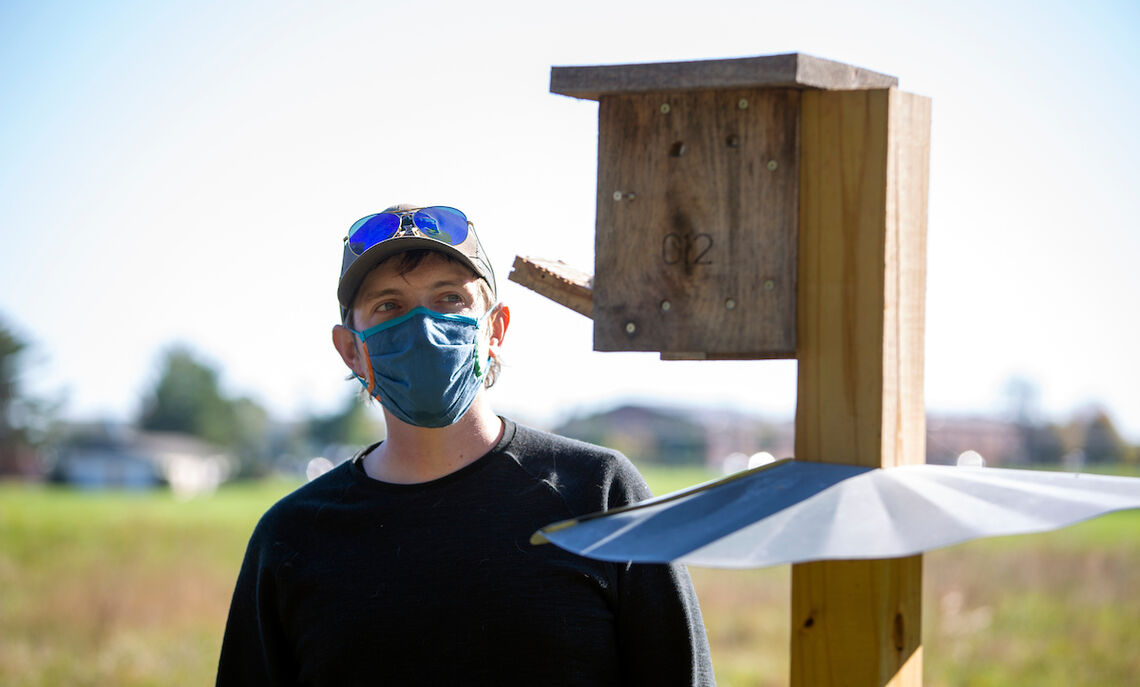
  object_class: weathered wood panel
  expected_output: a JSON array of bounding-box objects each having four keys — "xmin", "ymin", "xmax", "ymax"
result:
[
  {"xmin": 552, "ymin": 53, "xmax": 898, "ymax": 101},
  {"xmin": 593, "ymin": 88, "xmax": 799, "ymax": 357},
  {"xmin": 508, "ymin": 256, "xmax": 594, "ymax": 318}
]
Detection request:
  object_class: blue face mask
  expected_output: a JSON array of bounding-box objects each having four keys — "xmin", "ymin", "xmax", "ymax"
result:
[{"xmin": 350, "ymin": 306, "xmax": 493, "ymax": 428}]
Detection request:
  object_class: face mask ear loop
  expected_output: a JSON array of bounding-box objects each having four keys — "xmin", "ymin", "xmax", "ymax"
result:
[
  {"xmin": 480, "ymin": 302, "xmax": 501, "ymax": 329},
  {"xmin": 475, "ymin": 303, "xmax": 500, "ymax": 380},
  {"xmin": 357, "ymin": 334, "xmax": 377, "ymax": 396}
]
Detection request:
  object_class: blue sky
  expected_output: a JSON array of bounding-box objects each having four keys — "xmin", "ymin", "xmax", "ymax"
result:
[{"xmin": 2, "ymin": 0, "xmax": 1138, "ymax": 442}]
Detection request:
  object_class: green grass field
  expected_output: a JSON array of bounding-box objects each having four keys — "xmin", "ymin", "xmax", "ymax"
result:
[{"xmin": 2, "ymin": 468, "xmax": 1138, "ymax": 686}]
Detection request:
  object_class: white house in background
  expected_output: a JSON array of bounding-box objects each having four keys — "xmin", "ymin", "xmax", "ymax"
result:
[{"xmin": 52, "ymin": 425, "xmax": 234, "ymax": 497}]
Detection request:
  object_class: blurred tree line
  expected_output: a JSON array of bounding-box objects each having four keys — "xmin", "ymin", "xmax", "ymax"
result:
[
  {"xmin": 1, "ymin": 319, "xmax": 61, "ymax": 476},
  {"xmin": 1, "ymin": 313, "xmax": 1136, "ymax": 480},
  {"xmin": 1, "ymin": 314, "xmax": 383, "ymax": 479},
  {"xmin": 136, "ymin": 345, "xmax": 383, "ymax": 478},
  {"xmin": 1003, "ymin": 377, "xmax": 1136, "ymax": 467}
]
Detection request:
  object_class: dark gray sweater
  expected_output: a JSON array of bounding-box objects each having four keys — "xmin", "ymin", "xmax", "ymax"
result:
[{"xmin": 217, "ymin": 419, "xmax": 714, "ymax": 686}]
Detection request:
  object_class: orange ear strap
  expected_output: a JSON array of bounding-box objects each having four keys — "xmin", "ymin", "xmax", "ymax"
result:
[{"xmin": 359, "ymin": 339, "xmax": 377, "ymax": 396}]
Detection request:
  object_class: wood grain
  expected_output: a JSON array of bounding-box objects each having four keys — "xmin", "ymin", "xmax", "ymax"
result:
[
  {"xmin": 551, "ymin": 53, "xmax": 898, "ymax": 101},
  {"xmin": 792, "ymin": 557, "xmax": 923, "ymax": 687},
  {"xmin": 507, "ymin": 256, "xmax": 594, "ymax": 318},
  {"xmin": 593, "ymin": 88, "xmax": 799, "ymax": 357},
  {"xmin": 790, "ymin": 87, "xmax": 931, "ymax": 687}
]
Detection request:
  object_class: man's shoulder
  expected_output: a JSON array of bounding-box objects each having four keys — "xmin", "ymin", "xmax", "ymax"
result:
[
  {"xmin": 504, "ymin": 421, "xmax": 633, "ymax": 479},
  {"xmin": 252, "ymin": 460, "xmax": 357, "ymax": 539},
  {"xmin": 502, "ymin": 420, "xmax": 652, "ymax": 511},
  {"xmin": 508, "ymin": 421, "xmax": 624, "ymax": 461}
]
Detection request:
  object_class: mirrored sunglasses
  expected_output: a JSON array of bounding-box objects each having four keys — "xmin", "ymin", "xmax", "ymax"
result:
[{"xmin": 344, "ymin": 206, "xmax": 471, "ymax": 257}]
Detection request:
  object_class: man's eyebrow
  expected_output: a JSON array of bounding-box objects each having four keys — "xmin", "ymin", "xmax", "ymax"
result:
[
  {"xmin": 356, "ymin": 286, "xmax": 402, "ymax": 304},
  {"xmin": 427, "ymin": 278, "xmax": 469, "ymax": 290},
  {"xmin": 357, "ymin": 278, "xmax": 471, "ymax": 303}
]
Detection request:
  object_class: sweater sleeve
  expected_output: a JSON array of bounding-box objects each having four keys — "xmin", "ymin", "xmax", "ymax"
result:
[
  {"xmin": 215, "ymin": 518, "xmax": 299, "ymax": 687},
  {"xmin": 604, "ymin": 458, "xmax": 717, "ymax": 686}
]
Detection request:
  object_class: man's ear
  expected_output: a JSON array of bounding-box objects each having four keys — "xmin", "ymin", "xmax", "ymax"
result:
[
  {"xmin": 332, "ymin": 325, "xmax": 365, "ymax": 377},
  {"xmin": 488, "ymin": 304, "xmax": 510, "ymax": 353}
]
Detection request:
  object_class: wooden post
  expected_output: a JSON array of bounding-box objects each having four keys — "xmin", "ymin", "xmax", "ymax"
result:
[{"xmin": 792, "ymin": 88, "xmax": 931, "ymax": 686}]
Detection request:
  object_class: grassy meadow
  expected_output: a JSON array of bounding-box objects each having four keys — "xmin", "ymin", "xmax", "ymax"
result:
[{"xmin": 2, "ymin": 467, "xmax": 1139, "ymax": 686}]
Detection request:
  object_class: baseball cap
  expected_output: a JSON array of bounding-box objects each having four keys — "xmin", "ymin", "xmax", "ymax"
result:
[{"xmin": 337, "ymin": 204, "xmax": 497, "ymax": 322}]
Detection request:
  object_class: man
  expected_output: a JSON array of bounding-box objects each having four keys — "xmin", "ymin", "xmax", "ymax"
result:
[{"xmin": 217, "ymin": 205, "xmax": 715, "ymax": 686}]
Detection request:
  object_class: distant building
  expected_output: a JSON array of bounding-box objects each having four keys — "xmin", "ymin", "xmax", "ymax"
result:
[
  {"xmin": 552, "ymin": 403, "xmax": 1055, "ymax": 470},
  {"xmin": 925, "ymin": 415, "xmax": 1026, "ymax": 466},
  {"xmin": 554, "ymin": 404, "xmax": 707, "ymax": 466},
  {"xmin": 553, "ymin": 404, "xmax": 793, "ymax": 469},
  {"xmin": 693, "ymin": 408, "xmax": 793, "ymax": 469},
  {"xmin": 0, "ymin": 442, "xmax": 41, "ymax": 479},
  {"xmin": 50, "ymin": 424, "xmax": 233, "ymax": 496}
]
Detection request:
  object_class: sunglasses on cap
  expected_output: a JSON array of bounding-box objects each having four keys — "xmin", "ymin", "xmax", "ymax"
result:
[{"xmin": 344, "ymin": 206, "xmax": 471, "ymax": 256}]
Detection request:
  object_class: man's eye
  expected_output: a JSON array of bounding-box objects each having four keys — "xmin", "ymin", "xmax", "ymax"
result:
[{"xmin": 376, "ymin": 302, "xmax": 398, "ymax": 312}]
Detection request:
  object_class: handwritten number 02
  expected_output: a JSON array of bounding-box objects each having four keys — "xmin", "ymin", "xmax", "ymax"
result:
[{"xmin": 662, "ymin": 233, "xmax": 713, "ymax": 266}]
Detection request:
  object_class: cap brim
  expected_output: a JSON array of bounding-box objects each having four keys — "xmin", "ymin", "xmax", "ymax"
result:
[{"xmin": 337, "ymin": 235, "xmax": 494, "ymax": 316}]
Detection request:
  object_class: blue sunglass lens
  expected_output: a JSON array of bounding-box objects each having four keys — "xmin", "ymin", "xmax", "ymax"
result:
[
  {"xmin": 347, "ymin": 207, "xmax": 469, "ymax": 255},
  {"xmin": 413, "ymin": 207, "xmax": 468, "ymax": 245},
  {"xmin": 347, "ymin": 213, "xmax": 401, "ymax": 255}
]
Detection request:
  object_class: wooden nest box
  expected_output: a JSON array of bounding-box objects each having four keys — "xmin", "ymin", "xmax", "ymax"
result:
[{"xmin": 528, "ymin": 52, "xmax": 913, "ymax": 361}]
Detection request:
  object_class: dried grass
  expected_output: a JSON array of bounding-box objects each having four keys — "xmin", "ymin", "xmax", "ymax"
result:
[{"xmin": 2, "ymin": 482, "xmax": 1138, "ymax": 686}]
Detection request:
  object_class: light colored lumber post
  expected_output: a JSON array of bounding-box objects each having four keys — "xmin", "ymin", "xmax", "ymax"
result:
[{"xmin": 791, "ymin": 87, "xmax": 931, "ymax": 686}]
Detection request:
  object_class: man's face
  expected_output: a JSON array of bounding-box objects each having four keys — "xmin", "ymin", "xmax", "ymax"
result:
[
  {"xmin": 350, "ymin": 251, "xmax": 488, "ymax": 332},
  {"xmin": 332, "ymin": 249, "xmax": 509, "ymax": 400}
]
